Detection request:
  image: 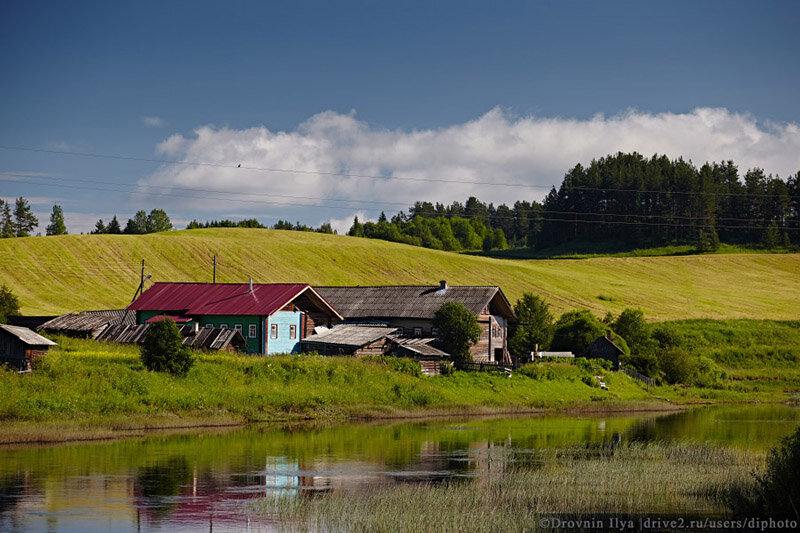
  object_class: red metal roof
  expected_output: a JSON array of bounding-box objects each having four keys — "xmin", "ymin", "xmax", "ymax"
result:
[{"xmin": 127, "ymin": 282, "xmax": 319, "ymax": 317}]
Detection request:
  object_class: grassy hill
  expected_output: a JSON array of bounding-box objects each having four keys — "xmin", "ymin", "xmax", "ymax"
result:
[{"xmin": 1, "ymin": 228, "xmax": 799, "ymax": 320}]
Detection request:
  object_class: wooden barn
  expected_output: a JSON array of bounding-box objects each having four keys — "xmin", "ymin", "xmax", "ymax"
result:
[
  {"xmin": 301, "ymin": 324, "xmax": 398, "ymax": 356},
  {"xmin": 314, "ymin": 281, "xmax": 516, "ymax": 364},
  {"xmin": 94, "ymin": 321, "xmax": 248, "ymax": 352},
  {"xmin": 581, "ymin": 331, "xmax": 625, "ymax": 370},
  {"xmin": 0, "ymin": 325, "xmax": 57, "ymax": 371}
]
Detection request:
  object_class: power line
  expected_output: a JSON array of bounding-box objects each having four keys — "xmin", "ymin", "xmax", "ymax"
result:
[
  {"xmin": 2, "ymin": 171, "xmax": 794, "ymax": 226},
  {"xmin": 1, "ymin": 143, "xmax": 796, "ymax": 198},
  {"xmin": 0, "ymin": 145, "xmax": 549, "ymax": 189}
]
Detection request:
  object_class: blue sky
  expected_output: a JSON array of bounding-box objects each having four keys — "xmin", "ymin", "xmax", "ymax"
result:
[{"xmin": 1, "ymin": 0, "xmax": 799, "ymax": 234}]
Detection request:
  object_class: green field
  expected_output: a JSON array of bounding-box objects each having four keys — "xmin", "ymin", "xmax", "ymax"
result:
[{"xmin": 2, "ymin": 228, "xmax": 799, "ymax": 320}]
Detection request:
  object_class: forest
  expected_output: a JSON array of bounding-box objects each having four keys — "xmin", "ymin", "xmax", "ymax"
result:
[{"xmin": 347, "ymin": 152, "xmax": 800, "ymax": 252}]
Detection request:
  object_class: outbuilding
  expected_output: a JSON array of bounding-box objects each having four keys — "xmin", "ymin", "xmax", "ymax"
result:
[
  {"xmin": 0, "ymin": 325, "xmax": 57, "ymax": 371},
  {"xmin": 581, "ymin": 331, "xmax": 625, "ymax": 370}
]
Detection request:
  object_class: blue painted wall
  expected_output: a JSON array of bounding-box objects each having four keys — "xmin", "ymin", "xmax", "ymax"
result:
[{"xmin": 267, "ymin": 311, "xmax": 303, "ymax": 354}]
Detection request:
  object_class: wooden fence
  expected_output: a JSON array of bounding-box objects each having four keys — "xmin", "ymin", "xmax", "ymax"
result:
[{"xmin": 620, "ymin": 365, "xmax": 655, "ymax": 387}]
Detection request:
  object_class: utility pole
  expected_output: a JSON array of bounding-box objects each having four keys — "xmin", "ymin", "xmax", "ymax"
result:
[
  {"xmin": 140, "ymin": 259, "xmax": 145, "ymax": 295},
  {"xmin": 213, "ymin": 255, "xmax": 216, "ymax": 283}
]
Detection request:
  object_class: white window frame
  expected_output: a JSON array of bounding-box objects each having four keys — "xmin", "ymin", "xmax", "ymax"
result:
[
  {"xmin": 431, "ymin": 327, "xmax": 438, "ymax": 337},
  {"xmin": 270, "ymin": 323, "xmax": 278, "ymax": 339},
  {"xmin": 219, "ymin": 323, "xmax": 228, "ymax": 329},
  {"xmin": 413, "ymin": 327, "xmax": 422, "ymax": 337},
  {"xmin": 249, "ymin": 324, "xmax": 257, "ymax": 338},
  {"xmin": 234, "ymin": 324, "xmax": 243, "ymax": 334},
  {"xmin": 289, "ymin": 324, "xmax": 297, "ymax": 339}
]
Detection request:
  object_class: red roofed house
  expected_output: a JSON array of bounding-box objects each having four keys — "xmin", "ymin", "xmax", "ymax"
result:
[{"xmin": 127, "ymin": 281, "xmax": 342, "ymax": 355}]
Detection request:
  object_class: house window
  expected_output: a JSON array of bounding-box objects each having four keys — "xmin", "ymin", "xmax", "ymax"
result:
[
  {"xmin": 289, "ymin": 325, "xmax": 297, "ymax": 339},
  {"xmin": 234, "ymin": 324, "xmax": 243, "ymax": 334},
  {"xmin": 413, "ymin": 327, "xmax": 422, "ymax": 337},
  {"xmin": 396, "ymin": 327, "xmax": 404, "ymax": 336},
  {"xmin": 249, "ymin": 324, "xmax": 257, "ymax": 338},
  {"xmin": 270, "ymin": 323, "xmax": 278, "ymax": 339},
  {"xmin": 431, "ymin": 327, "xmax": 438, "ymax": 337},
  {"xmin": 219, "ymin": 323, "xmax": 228, "ymax": 329},
  {"xmin": 204, "ymin": 323, "xmax": 213, "ymax": 328}
]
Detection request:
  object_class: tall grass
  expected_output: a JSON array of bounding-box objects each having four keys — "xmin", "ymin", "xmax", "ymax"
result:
[
  {"xmin": 256, "ymin": 442, "xmax": 763, "ymax": 532},
  {"xmin": 0, "ymin": 337, "xmax": 656, "ymax": 431}
]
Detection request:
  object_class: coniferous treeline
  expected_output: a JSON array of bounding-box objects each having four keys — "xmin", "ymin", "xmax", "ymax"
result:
[
  {"xmin": 187, "ymin": 218, "xmax": 336, "ymax": 234},
  {"xmin": 346, "ymin": 152, "xmax": 800, "ymax": 251}
]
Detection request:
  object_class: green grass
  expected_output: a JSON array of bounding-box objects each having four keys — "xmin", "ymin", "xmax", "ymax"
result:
[
  {"xmin": 0, "ymin": 337, "xmax": 659, "ymax": 432},
  {"xmin": 256, "ymin": 442, "xmax": 764, "ymax": 532},
  {"xmin": 1, "ymin": 228, "xmax": 800, "ymax": 320}
]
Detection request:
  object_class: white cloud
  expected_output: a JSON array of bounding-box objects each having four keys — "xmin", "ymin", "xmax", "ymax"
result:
[
  {"xmin": 327, "ymin": 211, "xmax": 372, "ymax": 235},
  {"xmin": 143, "ymin": 116, "xmax": 164, "ymax": 127},
  {"xmin": 140, "ymin": 108, "xmax": 800, "ymax": 217}
]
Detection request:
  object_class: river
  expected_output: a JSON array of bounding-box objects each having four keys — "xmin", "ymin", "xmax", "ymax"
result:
[{"xmin": 1, "ymin": 405, "xmax": 798, "ymax": 532}]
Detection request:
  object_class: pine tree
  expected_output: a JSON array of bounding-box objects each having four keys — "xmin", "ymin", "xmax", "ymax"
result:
[
  {"xmin": 92, "ymin": 219, "xmax": 106, "ymax": 234},
  {"xmin": 13, "ymin": 197, "xmax": 38, "ymax": 237},
  {"xmin": 125, "ymin": 210, "xmax": 148, "ymax": 234},
  {"xmin": 0, "ymin": 200, "xmax": 13, "ymax": 238},
  {"xmin": 46, "ymin": 204, "xmax": 68, "ymax": 235},
  {"xmin": 106, "ymin": 215, "xmax": 122, "ymax": 234}
]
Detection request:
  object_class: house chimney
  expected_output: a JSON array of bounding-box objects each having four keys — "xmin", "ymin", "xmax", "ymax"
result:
[
  {"xmin": 249, "ymin": 277, "xmax": 253, "ymax": 292},
  {"xmin": 439, "ymin": 280, "xmax": 447, "ymax": 291}
]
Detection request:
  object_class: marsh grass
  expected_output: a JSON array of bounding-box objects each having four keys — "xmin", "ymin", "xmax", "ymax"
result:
[
  {"xmin": 1, "ymin": 337, "xmax": 657, "ymax": 434},
  {"xmin": 256, "ymin": 442, "xmax": 763, "ymax": 532}
]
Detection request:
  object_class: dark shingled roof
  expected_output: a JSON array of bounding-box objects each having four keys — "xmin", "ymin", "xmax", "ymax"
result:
[
  {"xmin": 39, "ymin": 310, "xmax": 136, "ymax": 334},
  {"xmin": 314, "ymin": 285, "xmax": 516, "ymax": 322},
  {"xmin": 94, "ymin": 323, "xmax": 246, "ymax": 351}
]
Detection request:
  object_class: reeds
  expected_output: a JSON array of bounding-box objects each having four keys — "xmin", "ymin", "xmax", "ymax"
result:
[{"xmin": 256, "ymin": 442, "xmax": 764, "ymax": 532}]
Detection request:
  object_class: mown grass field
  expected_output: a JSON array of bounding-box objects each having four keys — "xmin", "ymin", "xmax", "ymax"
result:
[{"xmin": 2, "ymin": 228, "xmax": 799, "ymax": 320}]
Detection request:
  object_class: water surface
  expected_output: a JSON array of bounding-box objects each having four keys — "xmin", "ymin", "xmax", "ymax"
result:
[{"xmin": 1, "ymin": 405, "xmax": 797, "ymax": 532}]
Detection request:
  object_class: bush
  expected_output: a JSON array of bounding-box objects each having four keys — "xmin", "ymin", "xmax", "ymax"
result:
[
  {"xmin": 140, "ymin": 319, "xmax": 194, "ymax": 376},
  {"xmin": 657, "ymin": 347, "xmax": 696, "ymax": 384},
  {"xmin": 726, "ymin": 425, "xmax": 800, "ymax": 519},
  {"xmin": 0, "ymin": 284, "xmax": 20, "ymax": 323}
]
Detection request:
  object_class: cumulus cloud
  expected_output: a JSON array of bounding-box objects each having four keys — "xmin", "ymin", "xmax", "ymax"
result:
[
  {"xmin": 142, "ymin": 116, "xmax": 164, "ymax": 127},
  {"xmin": 140, "ymin": 108, "xmax": 800, "ymax": 219}
]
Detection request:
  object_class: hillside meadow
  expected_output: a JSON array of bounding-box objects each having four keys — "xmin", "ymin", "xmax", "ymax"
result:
[{"xmin": 2, "ymin": 228, "xmax": 799, "ymax": 319}]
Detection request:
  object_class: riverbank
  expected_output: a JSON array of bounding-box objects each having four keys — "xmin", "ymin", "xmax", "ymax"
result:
[{"xmin": 2, "ymin": 336, "xmax": 797, "ymax": 446}]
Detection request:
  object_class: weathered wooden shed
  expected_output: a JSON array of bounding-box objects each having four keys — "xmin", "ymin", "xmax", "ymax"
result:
[
  {"xmin": 581, "ymin": 332, "xmax": 624, "ymax": 370},
  {"xmin": 94, "ymin": 322, "xmax": 247, "ymax": 352},
  {"xmin": 38, "ymin": 309, "xmax": 136, "ymax": 339},
  {"xmin": 301, "ymin": 324, "xmax": 398, "ymax": 356},
  {"xmin": 0, "ymin": 325, "xmax": 57, "ymax": 371}
]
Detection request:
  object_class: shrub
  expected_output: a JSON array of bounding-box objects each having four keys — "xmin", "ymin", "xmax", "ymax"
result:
[
  {"xmin": 0, "ymin": 284, "xmax": 20, "ymax": 323},
  {"xmin": 657, "ymin": 347, "xmax": 696, "ymax": 384},
  {"xmin": 726, "ymin": 425, "xmax": 800, "ymax": 519},
  {"xmin": 140, "ymin": 319, "xmax": 194, "ymax": 376}
]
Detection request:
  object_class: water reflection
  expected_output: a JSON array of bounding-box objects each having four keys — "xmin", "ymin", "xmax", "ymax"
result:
[{"xmin": 0, "ymin": 405, "xmax": 797, "ymax": 531}]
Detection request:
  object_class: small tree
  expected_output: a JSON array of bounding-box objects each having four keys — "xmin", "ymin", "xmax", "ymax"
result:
[
  {"xmin": 13, "ymin": 197, "xmax": 38, "ymax": 237},
  {"xmin": 0, "ymin": 200, "xmax": 14, "ymax": 238},
  {"xmin": 612, "ymin": 308, "xmax": 653, "ymax": 356},
  {"xmin": 0, "ymin": 284, "xmax": 21, "ymax": 323},
  {"xmin": 106, "ymin": 215, "xmax": 122, "ymax": 234},
  {"xmin": 146, "ymin": 208, "xmax": 172, "ymax": 233},
  {"xmin": 509, "ymin": 293, "xmax": 554, "ymax": 361},
  {"xmin": 550, "ymin": 310, "xmax": 606, "ymax": 355},
  {"xmin": 125, "ymin": 210, "xmax": 148, "ymax": 234},
  {"xmin": 433, "ymin": 302, "xmax": 481, "ymax": 364},
  {"xmin": 140, "ymin": 319, "xmax": 194, "ymax": 376},
  {"xmin": 46, "ymin": 204, "xmax": 68, "ymax": 235}
]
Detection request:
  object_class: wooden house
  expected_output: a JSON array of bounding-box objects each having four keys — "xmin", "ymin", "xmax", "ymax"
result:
[
  {"xmin": 581, "ymin": 331, "xmax": 624, "ymax": 370},
  {"xmin": 127, "ymin": 281, "xmax": 341, "ymax": 355},
  {"xmin": 301, "ymin": 324, "xmax": 397, "ymax": 356},
  {"xmin": 94, "ymin": 321, "xmax": 248, "ymax": 352},
  {"xmin": 0, "ymin": 325, "xmax": 57, "ymax": 371},
  {"xmin": 314, "ymin": 281, "xmax": 516, "ymax": 364}
]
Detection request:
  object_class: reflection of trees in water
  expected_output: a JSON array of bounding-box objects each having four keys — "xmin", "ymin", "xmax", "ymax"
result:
[
  {"xmin": 0, "ymin": 473, "xmax": 28, "ymax": 521},
  {"xmin": 135, "ymin": 457, "xmax": 192, "ymax": 521}
]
